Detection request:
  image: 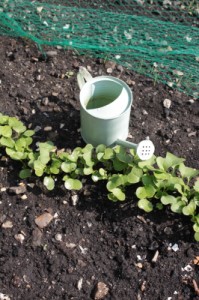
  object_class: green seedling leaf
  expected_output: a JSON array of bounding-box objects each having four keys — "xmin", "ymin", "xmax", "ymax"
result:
[
  {"xmin": 136, "ymin": 185, "xmax": 156, "ymax": 199},
  {"xmin": 138, "ymin": 199, "xmax": 153, "ymax": 212},
  {"xmin": 154, "ymin": 171, "xmax": 171, "ymax": 180},
  {"xmin": 113, "ymin": 159, "xmax": 127, "ymax": 171},
  {"xmin": 107, "ymin": 174, "xmax": 127, "ymax": 191},
  {"xmin": 83, "ymin": 167, "xmax": 93, "ymax": 175},
  {"xmin": 174, "ymin": 183, "xmax": 184, "ymax": 195},
  {"xmin": 193, "ymin": 223, "xmax": 199, "ymax": 233},
  {"xmin": 50, "ymin": 159, "xmax": 61, "ymax": 174},
  {"xmin": 142, "ymin": 174, "xmax": 155, "ymax": 186},
  {"xmin": 92, "ymin": 169, "xmax": 107, "ymax": 182},
  {"xmin": 19, "ymin": 168, "xmax": 32, "ymax": 179},
  {"xmin": 138, "ymin": 155, "xmax": 156, "ymax": 169},
  {"xmin": 0, "ymin": 115, "xmax": 9, "ymax": 124},
  {"xmin": 83, "ymin": 151, "xmax": 94, "ymax": 167},
  {"xmin": 74, "ymin": 168, "xmax": 84, "ymax": 176},
  {"xmin": 66, "ymin": 147, "xmax": 82, "ymax": 162},
  {"xmin": 43, "ymin": 176, "xmax": 55, "ymax": 191},
  {"xmin": 182, "ymin": 201, "xmax": 196, "ymax": 216},
  {"xmin": 179, "ymin": 163, "xmax": 199, "ymax": 180},
  {"xmin": 15, "ymin": 137, "xmax": 27, "ymax": 151},
  {"xmin": 194, "ymin": 180, "xmax": 199, "ymax": 192},
  {"xmin": 161, "ymin": 194, "xmax": 177, "ymax": 205},
  {"xmin": 0, "ymin": 125, "xmax": 12, "ymax": 138},
  {"xmin": 107, "ymin": 193, "xmax": 118, "ymax": 202},
  {"xmin": 33, "ymin": 160, "xmax": 46, "ymax": 177},
  {"xmin": 6, "ymin": 148, "xmax": 27, "ymax": 160},
  {"xmin": 111, "ymin": 188, "xmax": 125, "ymax": 201},
  {"xmin": 96, "ymin": 144, "xmax": 106, "ymax": 153},
  {"xmin": 157, "ymin": 152, "xmax": 185, "ymax": 171},
  {"xmin": 9, "ymin": 117, "xmax": 26, "ymax": 133},
  {"xmin": 103, "ymin": 148, "xmax": 114, "ymax": 160},
  {"xmin": 61, "ymin": 162, "xmax": 76, "ymax": 173},
  {"xmin": 194, "ymin": 232, "xmax": 199, "ymax": 241},
  {"xmin": 127, "ymin": 167, "xmax": 143, "ymax": 184},
  {"xmin": 64, "ymin": 178, "xmax": 82, "ymax": 190},
  {"xmin": 129, "ymin": 148, "xmax": 136, "ymax": 157},
  {"xmin": 170, "ymin": 199, "xmax": 184, "ymax": 213},
  {"xmin": 136, "ymin": 186, "xmax": 147, "ymax": 199},
  {"xmin": 23, "ymin": 130, "xmax": 35, "ymax": 137},
  {"xmin": 156, "ymin": 203, "xmax": 164, "ymax": 210},
  {"xmin": 82, "ymin": 144, "xmax": 93, "ymax": 153},
  {"xmin": 115, "ymin": 146, "xmax": 132, "ymax": 163},
  {"xmin": 0, "ymin": 137, "xmax": 15, "ymax": 148}
]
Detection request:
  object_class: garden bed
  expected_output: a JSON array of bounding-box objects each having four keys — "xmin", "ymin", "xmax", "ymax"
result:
[{"xmin": 0, "ymin": 36, "xmax": 199, "ymax": 300}]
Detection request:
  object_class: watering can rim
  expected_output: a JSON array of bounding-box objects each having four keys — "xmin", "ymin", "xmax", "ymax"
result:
[{"xmin": 79, "ymin": 75, "xmax": 133, "ymax": 120}]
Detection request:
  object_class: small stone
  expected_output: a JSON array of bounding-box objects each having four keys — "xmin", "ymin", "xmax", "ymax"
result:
[
  {"xmin": 21, "ymin": 194, "xmax": 27, "ymax": 200},
  {"xmin": 182, "ymin": 264, "xmax": 193, "ymax": 272},
  {"xmin": 188, "ymin": 131, "xmax": 197, "ymax": 137},
  {"xmin": 163, "ymin": 99, "xmax": 171, "ymax": 109},
  {"xmin": 32, "ymin": 109, "xmax": 36, "ymax": 114},
  {"xmin": 151, "ymin": 250, "xmax": 159, "ymax": 263},
  {"xmin": 77, "ymin": 278, "xmax": 83, "ymax": 290},
  {"xmin": 71, "ymin": 194, "xmax": 78, "ymax": 206},
  {"xmin": 106, "ymin": 68, "xmax": 113, "ymax": 74},
  {"xmin": 32, "ymin": 228, "xmax": 43, "ymax": 246},
  {"xmin": 65, "ymin": 242, "xmax": 76, "ymax": 249},
  {"xmin": 126, "ymin": 79, "xmax": 135, "ymax": 85},
  {"xmin": 9, "ymin": 185, "xmax": 26, "ymax": 195},
  {"xmin": 27, "ymin": 183, "xmax": 35, "ymax": 188},
  {"xmin": 94, "ymin": 282, "xmax": 109, "ymax": 300},
  {"xmin": 135, "ymin": 262, "xmax": 143, "ymax": 269},
  {"xmin": 44, "ymin": 126, "xmax": 52, "ymax": 131},
  {"xmin": 46, "ymin": 50, "xmax": 58, "ymax": 57},
  {"xmin": 116, "ymin": 65, "xmax": 124, "ymax": 72},
  {"xmin": 142, "ymin": 109, "xmax": 148, "ymax": 115},
  {"xmin": 35, "ymin": 212, "xmax": 54, "ymax": 229},
  {"xmin": 52, "ymin": 92, "xmax": 59, "ymax": 97},
  {"xmin": 171, "ymin": 243, "xmax": 179, "ymax": 252},
  {"xmin": 55, "ymin": 233, "xmax": 62, "ymax": 241},
  {"xmin": 188, "ymin": 99, "xmax": 195, "ymax": 104},
  {"xmin": 42, "ymin": 97, "xmax": 49, "ymax": 106},
  {"xmin": 2, "ymin": 220, "xmax": 13, "ymax": 228},
  {"xmin": 173, "ymin": 70, "xmax": 184, "ymax": 76},
  {"xmin": 105, "ymin": 61, "xmax": 116, "ymax": 71},
  {"xmin": 36, "ymin": 74, "xmax": 41, "ymax": 81},
  {"xmin": 14, "ymin": 233, "xmax": 25, "ymax": 244},
  {"xmin": 0, "ymin": 293, "xmax": 11, "ymax": 300},
  {"xmin": 31, "ymin": 57, "xmax": 39, "ymax": 62},
  {"xmin": 1, "ymin": 187, "xmax": 6, "ymax": 192}
]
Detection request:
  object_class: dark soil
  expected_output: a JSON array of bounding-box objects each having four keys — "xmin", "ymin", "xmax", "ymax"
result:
[{"xmin": 0, "ymin": 36, "xmax": 199, "ymax": 300}]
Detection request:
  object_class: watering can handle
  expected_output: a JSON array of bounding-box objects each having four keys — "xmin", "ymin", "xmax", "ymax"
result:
[{"xmin": 77, "ymin": 66, "xmax": 93, "ymax": 90}]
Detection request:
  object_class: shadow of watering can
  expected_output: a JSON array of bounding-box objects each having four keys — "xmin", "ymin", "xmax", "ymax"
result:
[{"xmin": 77, "ymin": 66, "xmax": 155, "ymax": 160}]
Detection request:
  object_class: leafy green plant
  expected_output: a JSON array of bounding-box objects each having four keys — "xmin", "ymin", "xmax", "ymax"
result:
[{"xmin": 0, "ymin": 113, "xmax": 199, "ymax": 240}]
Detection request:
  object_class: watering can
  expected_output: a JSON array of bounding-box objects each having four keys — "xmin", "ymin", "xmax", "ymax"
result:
[{"xmin": 77, "ymin": 67, "xmax": 155, "ymax": 160}]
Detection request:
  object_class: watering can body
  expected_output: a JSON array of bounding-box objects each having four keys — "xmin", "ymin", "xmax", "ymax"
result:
[{"xmin": 78, "ymin": 67, "xmax": 133, "ymax": 147}]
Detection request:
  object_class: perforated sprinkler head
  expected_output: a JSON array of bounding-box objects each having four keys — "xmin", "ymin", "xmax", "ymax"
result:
[{"xmin": 116, "ymin": 137, "xmax": 155, "ymax": 160}]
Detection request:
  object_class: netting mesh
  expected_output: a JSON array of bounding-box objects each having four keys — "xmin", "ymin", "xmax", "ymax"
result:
[{"xmin": 0, "ymin": 0, "xmax": 199, "ymax": 97}]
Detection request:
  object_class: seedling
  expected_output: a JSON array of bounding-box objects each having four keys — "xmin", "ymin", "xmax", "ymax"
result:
[{"xmin": 0, "ymin": 113, "xmax": 199, "ymax": 241}]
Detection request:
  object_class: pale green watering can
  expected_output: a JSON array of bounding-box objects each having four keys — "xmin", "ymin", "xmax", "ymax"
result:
[{"xmin": 77, "ymin": 67, "xmax": 155, "ymax": 160}]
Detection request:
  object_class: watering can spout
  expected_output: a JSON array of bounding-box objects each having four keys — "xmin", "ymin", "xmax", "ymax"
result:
[{"xmin": 116, "ymin": 137, "xmax": 155, "ymax": 160}]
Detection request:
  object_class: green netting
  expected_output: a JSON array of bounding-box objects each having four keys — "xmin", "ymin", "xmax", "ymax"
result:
[{"xmin": 0, "ymin": 0, "xmax": 199, "ymax": 97}]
